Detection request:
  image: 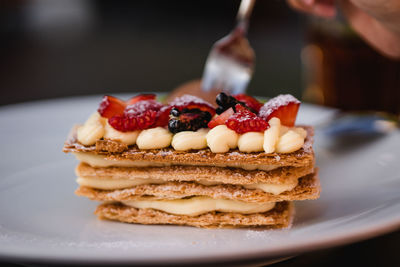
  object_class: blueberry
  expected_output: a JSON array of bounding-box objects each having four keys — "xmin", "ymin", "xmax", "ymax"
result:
[{"xmin": 170, "ymin": 108, "xmax": 180, "ymax": 117}]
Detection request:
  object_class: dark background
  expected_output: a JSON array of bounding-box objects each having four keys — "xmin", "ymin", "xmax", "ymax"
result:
[
  {"xmin": 0, "ymin": 0, "xmax": 398, "ymax": 266},
  {"xmin": 0, "ymin": 0, "xmax": 304, "ymax": 106}
]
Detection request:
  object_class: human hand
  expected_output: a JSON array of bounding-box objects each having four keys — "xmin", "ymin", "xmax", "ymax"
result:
[{"xmin": 287, "ymin": 0, "xmax": 400, "ymax": 58}]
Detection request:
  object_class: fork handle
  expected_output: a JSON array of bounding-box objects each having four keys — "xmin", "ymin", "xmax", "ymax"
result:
[{"xmin": 236, "ymin": 0, "xmax": 256, "ymax": 32}]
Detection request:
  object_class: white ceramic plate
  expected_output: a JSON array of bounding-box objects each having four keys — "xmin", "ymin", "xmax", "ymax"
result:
[{"xmin": 0, "ymin": 95, "xmax": 399, "ymax": 265}]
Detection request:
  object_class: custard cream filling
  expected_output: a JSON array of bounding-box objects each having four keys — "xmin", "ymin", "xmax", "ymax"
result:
[
  {"xmin": 76, "ymin": 176, "xmax": 298, "ymax": 195},
  {"xmin": 76, "ymin": 114, "xmax": 307, "ymax": 154},
  {"xmin": 72, "ymin": 152, "xmax": 279, "ymax": 171},
  {"xmin": 121, "ymin": 197, "xmax": 276, "ymax": 216}
]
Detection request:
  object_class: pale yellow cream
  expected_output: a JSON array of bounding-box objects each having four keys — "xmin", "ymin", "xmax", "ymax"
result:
[
  {"xmin": 77, "ymin": 112, "xmax": 106, "ymax": 146},
  {"xmin": 276, "ymin": 130, "xmax": 304, "ymax": 154},
  {"xmin": 122, "ymin": 196, "xmax": 276, "ymax": 216},
  {"xmin": 72, "ymin": 152, "xmax": 279, "ymax": 171},
  {"xmin": 171, "ymin": 129, "xmax": 208, "ymax": 151},
  {"xmin": 76, "ymin": 113, "xmax": 307, "ymax": 154},
  {"xmin": 136, "ymin": 127, "xmax": 172, "ymax": 149},
  {"xmin": 103, "ymin": 122, "xmax": 140, "ymax": 145},
  {"xmin": 263, "ymin": 117, "xmax": 281, "ymax": 153},
  {"xmin": 76, "ymin": 176, "xmax": 298, "ymax": 195},
  {"xmin": 206, "ymin": 125, "xmax": 239, "ymax": 153},
  {"xmin": 238, "ymin": 132, "xmax": 264, "ymax": 152}
]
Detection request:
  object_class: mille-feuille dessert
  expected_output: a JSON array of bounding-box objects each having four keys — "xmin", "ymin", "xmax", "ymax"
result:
[{"xmin": 63, "ymin": 92, "xmax": 320, "ymax": 228}]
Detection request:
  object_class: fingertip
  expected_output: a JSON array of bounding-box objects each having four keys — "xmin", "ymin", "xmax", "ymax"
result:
[
  {"xmin": 287, "ymin": 0, "xmax": 315, "ymax": 14},
  {"xmin": 301, "ymin": 0, "xmax": 314, "ymax": 6},
  {"xmin": 313, "ymin": 5, "xmax": 337, "ymax": 18}
]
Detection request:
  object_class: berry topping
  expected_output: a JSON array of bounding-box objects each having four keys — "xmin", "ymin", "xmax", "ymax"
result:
[
  {"xmin": 259, "ymin": 94, "xmax": 300, "ymax": 127},
  {"xmin": 108, "ymin": 100, "xmax": 166, "ymax": 132},
  {"xmin": 233, "ymin": 94, "xmax": 263, "ymax": 113},
  {"xmin": 215, "ymin": 92, "xmax": 241, "ymax": 114},
  {"xmin": 153, "ymin": 105, "xmax": 171, "ymax": 127},
  {"xmin": 215, "ymin": 92, "xmax": 258, "ymax": 114},
  {"xmin": 124, "ymin": 100, "xmax": 163, "ymax": 116},
  {"xmin": 169, "ymin": 95, "xmax": 216, "ymax": 117},
  {"xmin": 207, "ymin": 107, "xmax": 234, "ymax": 129},
  {"xmin": 127, "ymin": 94, "xmax": 156, "ymax": 105},
  {"xmin": 168, "ymin": 108, "xmax": 212, "ymax": 134},
  {"xmin": 108, "ymin": 110, "xmax": 158, "ymax": 132},
  {"xmin": 226, "ymin": 104, "xmax": 269, "ymax": 134},
  {"xmin": 98, "ymin": 94, "xmax": 157, "ymax": 119},
  {"xmin": 98, "ymin": 96, "xmax": 127, "ymax": 119}
]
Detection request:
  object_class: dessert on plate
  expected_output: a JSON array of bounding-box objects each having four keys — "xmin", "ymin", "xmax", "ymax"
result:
[{"xmin": 63, "ymin": 92, "xmax": 320, "ymax": 228}]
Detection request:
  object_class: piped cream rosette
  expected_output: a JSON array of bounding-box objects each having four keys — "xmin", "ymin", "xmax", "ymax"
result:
[{"xmin": 77, "ymin": 113, "xmax": 306, "ymax": 154}]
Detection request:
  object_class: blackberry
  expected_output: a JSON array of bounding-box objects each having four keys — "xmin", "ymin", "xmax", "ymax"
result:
[
  {"xmin": 216, "ymin": 106, "xmax": 225, "ymax": 115},
  {"xmin": 216, "ymin": 92, "xmax": 229, "ymax": 107},
  {"xmin": 168, "ymin": 108, "xmax": 212, "ymax": 134},
  {"xmin": 170, "ymin": 107, "xmax": 180, "ymax": 117},
  {"xmin": 215, "ymin": 92, "xmax": 256, "ymax": 114}
]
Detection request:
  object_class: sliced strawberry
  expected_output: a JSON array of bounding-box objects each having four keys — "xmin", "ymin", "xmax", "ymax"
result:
[
  {"xmin": 258, "ymin": 94, "xmax": 300, "ymax": 127},
  {"xmin": 133, "ymin": 109, "xmax": 158, "ymax": 130},
  {"xmin": 108, "ymin": 114, "xmax": 135, "ymax": 132},
  {"xmin": 108, "ymin": 100, "xmax": 163, "ymax": 132},
  {"xmin": 98, "ymin": 95, "xmax": 127, "ymax": 119},
  {"xmin": 124, "ymin": 100, "xmax": 163, "ymax": 116},
  {"xmin": 108, "ymin": 110, "xmax": 158, "ymax": 132},
  {"xmin": 153, "ymin": 105, "xmax": 172, "ymax": 127},
  {"xmin": 124, "ymin": 100, "xmax": 162, "ymax": 130},
  {"xmin": 207, "ymin": 107, "xmax": 234, "ymax": 129},
  {"xmin": 226, "ymin": 104, "xmax": 269, "ymax": 134},
  {"xmin": 233, "ymin": 94, "xmax": 263, "ymax": 113},
  {"xmin": 127, "ymin": 94, "xmax": 156, "ymax": 105},
  {"xmin": 169, "ymin": 94, "xmax": 216, "ymax": 116}
]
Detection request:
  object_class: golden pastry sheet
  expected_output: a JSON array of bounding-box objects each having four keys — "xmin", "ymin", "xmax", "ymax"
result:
[
  {"xmin": 95, "ymin": 201, "xmax": 294, "ymax": 229},
  {"xmin": 76, "ymin": 172, "xmax": 320, "ymax": 203},
  {"xmin": 76, "ymin": 162, "xmax": 314, "ymax": 185}
]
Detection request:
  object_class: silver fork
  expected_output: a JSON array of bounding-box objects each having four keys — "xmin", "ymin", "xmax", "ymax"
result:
[{"xmin": 201, "ymin": 0, "xmax": 256, "ymax": 95}]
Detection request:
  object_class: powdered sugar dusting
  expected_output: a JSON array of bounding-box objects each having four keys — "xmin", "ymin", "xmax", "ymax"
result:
[
  {"xmin": 125, "ymin": 100, "xmax": 162, "ymax": 116},
  {"xmin": 169, "ymin": 94, "xmax": 213, "ymax": 107},
  {"xmin": 157, "ymin": 151, "xmax": 173, "ymax": 156},
  {"xmin": 226, "ymin": 105, "xmax": 269, "ymax": 134},
  {"xmin": 233, "ymin": 112, "xmax": 253, "ymax": 122},
  {"xmin": 259, "ymin": 94, "xmax": 300, "ymax": 118}
]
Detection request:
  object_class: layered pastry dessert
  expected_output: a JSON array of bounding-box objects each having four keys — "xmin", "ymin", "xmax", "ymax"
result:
[{"xmin": 63, "ymin": 92, "xmax": 320, "ymax": 228}]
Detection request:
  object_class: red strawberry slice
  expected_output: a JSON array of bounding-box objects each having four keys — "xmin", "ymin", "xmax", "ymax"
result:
[
  {"xmin": 226, "ymin": 104, "xmax": 269, "ymax": 134},
  {"xmin": 108, "ymin": 114, "xmax": 135, "ymax": 132},
  {"xmin": 127, "ymin": 94, "xmax": 156, "ymax": 105},
  {"xmin": 108, "ymin": 100, "xmax": 163, "ymax": 132},
  {"xmin": 108, "ymin": 110, "xmax": 158, "ymax": 132},
  {"xmin": 153, "ymin": 105, "xmax": 172, "ymax": 127},
  {"xmin": 99, "ymin": 94, "xmax": 173, "ymax": 131},
  {"xmin": 258, "ymin": 94, "xmax": 300, "ymax": 127},
  {"xmin": 207, "ymin": 107, "xmax": 234, "ymax": 129},
  {"xmin": 98, "ymin": 95, "xmax": 127, "ymax": 119},
  {"xmin": 233, "ymin": 94, "xmax": 263, "ymax": 113},
  {"xmin": 169, "ymin": 94, "xmax": 216, "ymax": 116},
  {"xmin": 124, "ymin": 100, "xmax": 163, "ymax": 116}
]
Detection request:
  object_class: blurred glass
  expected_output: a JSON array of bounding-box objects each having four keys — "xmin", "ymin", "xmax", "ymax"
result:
[{"xmin": 301, "ymin": 18, "xmax": 400, "ymax": 116}]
